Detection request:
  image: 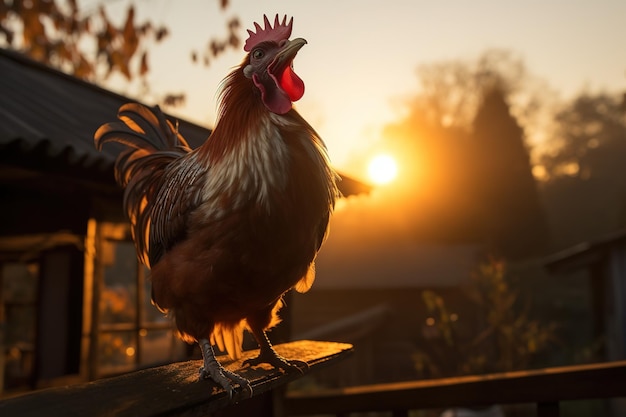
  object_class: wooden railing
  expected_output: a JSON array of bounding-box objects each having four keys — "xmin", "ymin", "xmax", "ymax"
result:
[
  {"xmin": 0, "ymin": 340, "xmax": 353, "ymax": 417},
  {"xmin": 3, "ymin": 341, "xmax": 625, "ymax": 417},
  {"xmin": 283, "ymin": 359, "xmax": 626, "ymax": 417}
]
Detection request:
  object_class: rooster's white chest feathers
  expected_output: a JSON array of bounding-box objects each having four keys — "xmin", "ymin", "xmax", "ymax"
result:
[{"xmin": 201, "ymin": 115, "xmax": 291, "ymax": 214}]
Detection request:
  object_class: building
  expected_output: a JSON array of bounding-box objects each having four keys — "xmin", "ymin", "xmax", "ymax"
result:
[{"xmin": 545, "ymin": 229, "xmax": 626, "ymax": 362}]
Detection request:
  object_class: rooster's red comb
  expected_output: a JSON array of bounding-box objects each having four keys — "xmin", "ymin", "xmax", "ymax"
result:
[{"xmin": 244, "ymin": 14, "xmax": 293, "ymax": 52}]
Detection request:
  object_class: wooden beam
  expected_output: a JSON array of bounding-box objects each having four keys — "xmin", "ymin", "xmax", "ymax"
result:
[
  {"xmin": 284, "ymin": 359, "xmax": 626, "ymax": 415},
  {"xmin": 0, "ymin": 340, "xmax": 353, "ymax": 417}
]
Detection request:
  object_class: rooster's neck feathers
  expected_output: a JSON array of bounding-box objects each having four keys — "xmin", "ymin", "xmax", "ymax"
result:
[{"xmin": 194, "ymin": 65, "xmax": 330, "ymax": 215}]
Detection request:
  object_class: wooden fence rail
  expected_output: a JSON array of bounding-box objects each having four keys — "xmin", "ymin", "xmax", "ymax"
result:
[
  {"xmin": 0, "ymin": 340, "xmax": 353, "ymax": 417},
  {"xmin": 283, "ymin": 359, "xmax": 626, "ymax": 417},
  {"xmin": 4, "ymin": 341, "xmax": 625, "ymax": 417}
]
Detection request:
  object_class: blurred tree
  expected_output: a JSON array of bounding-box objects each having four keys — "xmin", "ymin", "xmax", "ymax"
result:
[
  {"xmin": 0, "ymin": 0, "xmax": 240, "ymax": 107},
  {"xmin": 537, "ymin": 92, "xmax": 626, "ymax": 248},
  {"xmin": 190, "ymin": 13, "xmax": 240, "ymax": 68},
  {"xmin": 472, "ymin": 88, "xmax": 549, "ymax": 258},
  {"xmin": 380, "ymin": 50, "xmax": 548, "ymax": 257},
  {"xmin": 409, "ymin": 49, "xmax": 550, "ymax": 139},
  {"xmin": 0, "ymin": 0, "xmax": 167, "ymax": 83},
  {"xmin": 539, "ymin": 92, "xmax": 626, "ymax": 182}
]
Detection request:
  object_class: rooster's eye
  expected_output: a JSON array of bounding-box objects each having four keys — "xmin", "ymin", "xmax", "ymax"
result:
[{"xmin": 252, "ymin": 49, "xmax": 264, "ymax": 60}]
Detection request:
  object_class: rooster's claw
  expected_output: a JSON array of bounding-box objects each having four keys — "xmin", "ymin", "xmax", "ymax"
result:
[{"xmin": 199, "ymin": 365, "xmax": 252, "ymax": 400}]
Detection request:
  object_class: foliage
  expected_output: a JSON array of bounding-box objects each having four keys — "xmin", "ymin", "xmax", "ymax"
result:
[
  {"xmin": 407, "ymin": 49, "xmax": 552, "ymax": 139},
  {"xmin": 538, "ymin": 92, "xmax": 626, "ymax": 182},
  {"xmin": 537, "ymin": 92, "xmax": 626, "ymax": 248},
  {"xmin": 0, "ymin": 0, "xmax": 241, "ymax": 106},
  {"xmin": 190, "ymin": 16, "xmax": 240, "ymax": 67},
  {"xmin": 0, "ymin": 0, "xmax": 167, "ymax": 82},
  {"xmin": 414, "ymin": 258, "xmax": 557, "ymax": 377}
]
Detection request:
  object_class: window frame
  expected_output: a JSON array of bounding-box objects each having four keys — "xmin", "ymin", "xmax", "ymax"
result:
[{"xmin": 87, "ymin": 220, "xmax": 183, "ymax": 379}]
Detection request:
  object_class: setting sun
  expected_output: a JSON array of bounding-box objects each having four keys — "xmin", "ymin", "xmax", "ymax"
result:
[{"xmin": 368, "ymin": 154, "xmax": 398, "ymax": 185}]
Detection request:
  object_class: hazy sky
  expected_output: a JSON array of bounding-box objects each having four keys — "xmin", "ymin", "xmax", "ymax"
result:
[{"xmin": 102, "ymin": 0, "xmax": 625, "ymax": 172}]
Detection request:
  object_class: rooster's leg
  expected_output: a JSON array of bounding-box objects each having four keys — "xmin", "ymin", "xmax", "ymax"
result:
[
  {"xmin": 198, "ymin": 338, "xmax": 252, "ymax": 398},
  {"xmin": 243, "ymin": 329, "xmax": 309, "ymax": 373}
]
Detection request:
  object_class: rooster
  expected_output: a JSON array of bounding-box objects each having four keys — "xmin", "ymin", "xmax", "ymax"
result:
[{"xmin": 94, "ymin": 14, "xmax": 337, "ymax": 396}]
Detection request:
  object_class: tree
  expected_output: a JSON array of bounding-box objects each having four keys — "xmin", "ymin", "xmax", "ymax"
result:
[
  {"xmin": 377, "ymin": 51, "xmax": 548, "ymax": 256},
  {"xmin": 537, "ymin": 92, "xmax": 626, "ymax": 247},
  {"xmin": 471, "ymin": 88, "xmax": 548, "ymax": 258},
  {"xmin": 538, "ymin": 92, "xmax": 626, "ymax": 182},
  {"xmin": 0, "ymin": 0, "xmax": 241, "ymax": 107},
  {"xmin": 409, "ymin": 49, "xmax": 552, "ymax": 142},
  {"xmin": 0, "ymin": 1, "xmax": 166, "ymax": 81}
]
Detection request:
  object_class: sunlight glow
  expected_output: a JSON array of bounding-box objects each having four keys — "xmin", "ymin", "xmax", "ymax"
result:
[{"xmin": 368, "ymin": 154, "xmax": 398, "ymax": 185}]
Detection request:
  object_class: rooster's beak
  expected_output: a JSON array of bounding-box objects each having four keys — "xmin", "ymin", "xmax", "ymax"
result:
[
  {"xmin": 270, "ymin": 38, "xmax": 307, "ymax": 75},
  {"xmin": 262, "ymin": 37, "xmax": 308, "ymax": 112}
]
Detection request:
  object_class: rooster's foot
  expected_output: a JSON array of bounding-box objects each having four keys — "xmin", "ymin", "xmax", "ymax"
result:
[
  {"xmin": 198, "ymin": 338, "xmax": 252, "ymax": 399},
  {"xmin": 198, "ymin": 364, "xmax": 252, "ymax": 399}
]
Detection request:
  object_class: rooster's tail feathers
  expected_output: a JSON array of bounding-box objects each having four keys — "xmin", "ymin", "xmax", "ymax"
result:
[
  {"xmin": 210, "ymin": 321, "xmax": 248, "ymax": 360},
  {"xmin": 94, "ymin": 103, "xmax": 190, "ymax": 154},
  {"xmin": 209, "ymin": 299, "xmax": 284, "ymax": 360},
  {"xmin": 94, "ymin": 103, "xmax": 192, "ymax": 265}
]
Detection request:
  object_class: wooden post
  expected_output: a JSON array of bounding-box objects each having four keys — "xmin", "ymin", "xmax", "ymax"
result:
[
  {"xmin": 537, "ymin": 402, "xmax": 559, "ymax": 417},
  {"xmin": 83, "ymin": 218, "xmax": 100, "ymax": 381},
  {"xmin": 0, "ymin": 265, "xmax": 5, "ymax": 395}
]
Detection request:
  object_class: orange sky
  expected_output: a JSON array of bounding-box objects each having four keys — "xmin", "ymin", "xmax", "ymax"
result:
[{"xmin": 102, "ymin": 0, "xmax": 626, "ymax": 177}]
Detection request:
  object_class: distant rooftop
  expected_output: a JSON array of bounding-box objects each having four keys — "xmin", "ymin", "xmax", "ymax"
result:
[{"xmin": 545, "ymin": 228, "xmax": 626, "ymax": 273}]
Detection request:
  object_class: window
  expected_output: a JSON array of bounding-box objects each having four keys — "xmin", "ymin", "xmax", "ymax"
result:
[
  {"xmin": 1, "ymin": 262, "xmax": 38, "ymax": 392},
  {"xmin": 94, "ymin": 222, "xmax": 185, "ymax": 377}
]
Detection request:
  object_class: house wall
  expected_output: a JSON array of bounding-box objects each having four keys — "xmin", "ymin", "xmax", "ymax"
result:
[
  {"xmin": 544, "ymin": 232, "xmax": 626, "ymax": 365},
  {"xmin": 37, "ymin": 246, "xmax": 84, "ymax": 381},
  {"xmin": 0, "ymin": 168, "xmax": 125, "ymax": 394}
]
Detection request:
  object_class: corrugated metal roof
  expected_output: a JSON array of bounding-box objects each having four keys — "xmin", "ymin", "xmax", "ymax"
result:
[
  {"xmin": 0, "ymin": 48, "xmax": 210, "ymax": 177},
  {"xmin": 0, "ymin": 48, "xmax": 370, "ymax": 195}
]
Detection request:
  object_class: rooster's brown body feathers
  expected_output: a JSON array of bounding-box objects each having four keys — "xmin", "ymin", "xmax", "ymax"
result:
[{"xmin": 95, "ymin": 67, "xmax": 337, "ymax": 360}]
